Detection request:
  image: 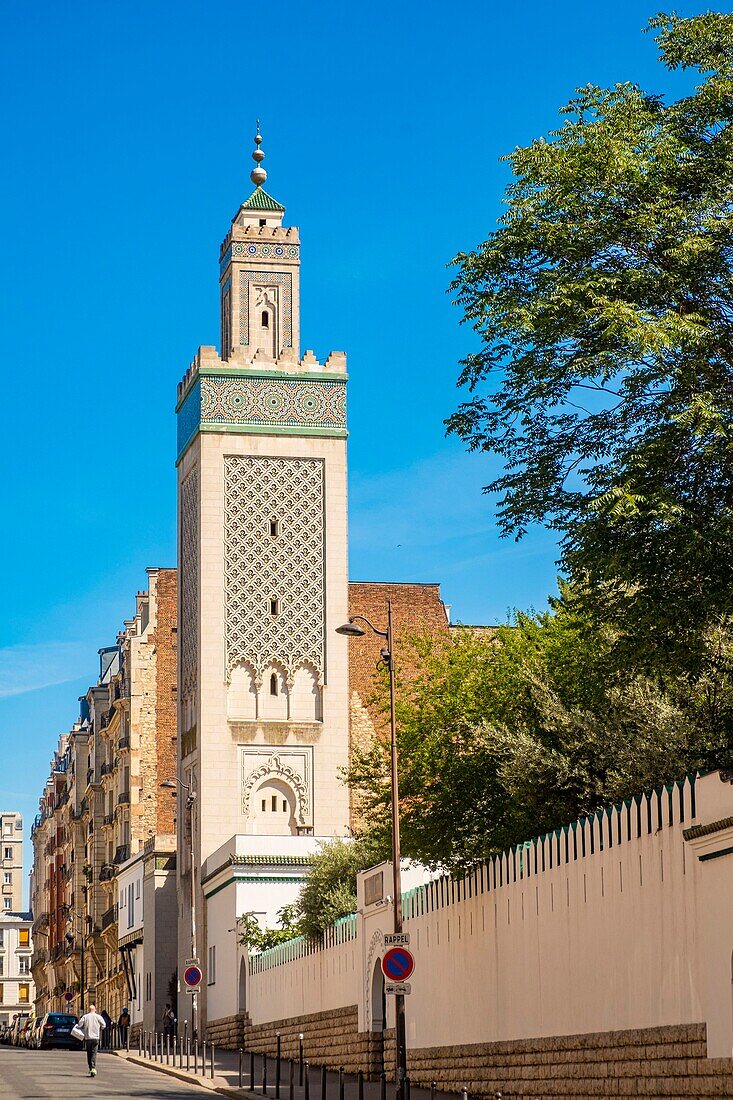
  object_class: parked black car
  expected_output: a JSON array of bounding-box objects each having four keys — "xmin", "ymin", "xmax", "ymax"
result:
[{"xmin": 36, "ymin": 1012, "xmax": 82, "ymax": 1050}]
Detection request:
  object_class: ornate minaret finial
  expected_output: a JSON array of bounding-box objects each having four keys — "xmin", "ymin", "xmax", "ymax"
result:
[{"xmin": 250, "ymin": 121, "xmax": 267, "ymax": 187}]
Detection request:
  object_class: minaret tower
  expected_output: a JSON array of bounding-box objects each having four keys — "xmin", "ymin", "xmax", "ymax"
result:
[{"xmin": 175, "ymin": 126, "xmax": 350, "ymax": 1030}]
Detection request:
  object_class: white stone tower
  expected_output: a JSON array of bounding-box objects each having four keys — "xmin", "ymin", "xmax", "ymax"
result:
[{"xmin": 175, "ymin": 126, "xmax": 350, "ymax": 1029}]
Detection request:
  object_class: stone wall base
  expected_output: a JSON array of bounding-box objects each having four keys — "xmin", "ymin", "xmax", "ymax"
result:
[
  {"xmin": 208, "ymin": 1006, "xmax": 384, "ymax": 1077},
  {"xmin": 206, "ymin": 1012, "xmax": 247, "ymax": 1049},
  {"xmin": 207, "ymin": 1016, "xmax": 733, "ymax": 1097},
  {"xmin": 404, "ymin": 1023, "xmax": 733, "ymax": 1098}
]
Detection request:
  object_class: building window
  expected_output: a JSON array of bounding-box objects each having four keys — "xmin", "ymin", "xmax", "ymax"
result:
[
  {"xmin": 3, "ymin": 874, "xmax": 10, "ymax": 885},
  {"xmin": 3, "ymin": 848, "xmax": 12, "ymax": 860},
  {"xmin": 0, "ymin": 931, "xmax": 4, "ymax": 947},
  {"xmin": 3, "ymin": 823, "xmax": 11, "ymax": 836},
  {"xmin": 269, "ymin": 599, "xmax": 279, "ymax": 617},
  {"xmin": 261, "ymin": 799, "xmax": 266, "ymax": 812},
  {"xmin": 261, "ymin": 310, "xmax": 269, "ymax": 329},
  {"xmin": 0, "ymin": 983, "xmax": 4, "ymax": 1003},
  {"xmin": 18, "ymin": 984, "xmax": 29, "ymax": 1003},
  {"xmin": 259, "ymin": 218, "xmax": 266, "ymax": 227},
  {"xmin": 269, "ymin": 673, "xmax": 278, "ymax": 697},
  {"xmin": 0, "ymin": 957, "xmax": 4, "ymax": 975},
  {"xmin": 269, "ymin": 519, "xmax": 279, "ymax": 538},
  {"xmin": 208, "ymin": 945, "xmax": 216, "ymax": 985},
  {"xmin": 18, "ymin": 930, "xmax": 29, "ymax": 947},
  {"xmin": 19, "ymin": 958, "xmax": 29, "ymax": 976},
  {"xmin": 3, "ymin": 900, "xmax": 10, "ymax": 910}
]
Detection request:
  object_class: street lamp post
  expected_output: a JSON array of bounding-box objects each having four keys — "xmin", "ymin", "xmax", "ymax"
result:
[
  {"xmin": 336, "ymin": 600, "xmax": 406, "ymax": 1100},
  {"xmin": 161, "ymin": 776, "xmax": 198, "ymax": 1040}
]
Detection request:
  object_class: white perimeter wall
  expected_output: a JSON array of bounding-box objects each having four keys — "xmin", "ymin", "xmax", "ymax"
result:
[{"xmin": 246, "ymin": 773, "xmax": 733, "ymax": 1058}]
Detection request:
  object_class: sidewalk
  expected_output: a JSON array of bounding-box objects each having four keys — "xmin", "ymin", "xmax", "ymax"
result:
[{"xmin": 113, "ymin": 1045, "xmax": 460, "ymax": 1100}]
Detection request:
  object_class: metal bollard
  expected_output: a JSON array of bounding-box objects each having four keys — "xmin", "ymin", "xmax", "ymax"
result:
[
  {"xmin": 358, "ymin": 1070, "xmax": 364, "ymax": 1100},
  {"xmin": 298, "ymin": 1035, "xmax": 304, "ymax": 1087},
  {"xmin": 461, "ymin": 1090, "xmax": 468, "ymax": 1100},
  {"xmin": 321, "ymin": 1064, "xmax": 327, "ymax": 1100},
  {"xmin": 305, "ymin": 1062, "xmax": 310, "ymax": 1100},
  {"xmin": 194, "ymin": 1039, "xmax": 199, "ymax": 1075},
  {"xmin": 127, "ymin": 1028, "xmax": 130, "ymax": 1053},
  {"xmin": 276, "ymin": 1033, "xmax": 281, "ymax": 1099},
  {"xmin": 262, "ymin": 1052, "xmax": 268, "ymax": 1096},
  {"xmin": 430, "ymin": 1083, "xmax": 436, "ymax": 1100},
  {"xmin": 251, "ymin": 1051, "xmax": 256, "ymax": 1088},
  {"xmin": 339, "ymin": 1066, "xmax": 344, "ymax": 1100},
  {"xmin": 167, "ymin": 1033, "xmax": 171, "ymax": 1065},
  {"xmin": 210, "ymin": 1042, "xmax": 215, "ymax": 1080},
  {"xmin": 202, "ymin": 1040, "xmax": 207, "ymax": 1076},
  {"xmin": 239, "ymin": 1048, "xmax": 244, "ymax": 1088},
  {"xmin": 187, "ymin": 1037, "xmax": 191, "ymax": 1073},
  {"xmin": 405, "ymin": 1076, "xmax": 411, "ymax": 1100},
  {"xmin": 288, "ymin": 1057, "xmax": 294, "ymax": 1100},
  {"xmin": 380, "ymin": 1070, "xmax": 386, "ymax": 1100}
]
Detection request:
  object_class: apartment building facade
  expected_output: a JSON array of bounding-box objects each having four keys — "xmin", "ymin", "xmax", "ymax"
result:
[{"xmin": 31, "ymin": 569, "xmax": 177, "ymax": 1023}]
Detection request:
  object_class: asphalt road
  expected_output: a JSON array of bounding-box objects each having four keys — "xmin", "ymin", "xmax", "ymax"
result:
[{"xmin": 0, "ymin": 1047, "xmax": 208, "ymax": 1098}]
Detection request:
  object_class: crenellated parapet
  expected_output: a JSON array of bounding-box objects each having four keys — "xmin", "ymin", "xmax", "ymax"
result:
[{"xmin": 176, "ymin": 345, "xmax": 347, "ymax": 462}]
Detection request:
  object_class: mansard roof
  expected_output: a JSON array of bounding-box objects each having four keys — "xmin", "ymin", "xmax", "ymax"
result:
[{"xmin": 241, "ymin": 186, "xmax": 285, "ymax": 213}]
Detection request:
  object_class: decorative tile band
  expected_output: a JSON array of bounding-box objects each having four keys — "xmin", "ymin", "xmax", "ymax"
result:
[
  {"xmin": 176, "ymin": 374, "xmax": 347, "ymax": 459},
  {"xmin": 220, "ymin": 241, "xmax": 300, "ymax": 276}
]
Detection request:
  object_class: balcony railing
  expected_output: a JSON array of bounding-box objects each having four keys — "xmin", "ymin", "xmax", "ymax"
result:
[
  {"xmin": 100, "ymin": 762, "xmax": 113, "ymax": 777},
  {"xmin": 101, "ymin": 904, "xmax": 118, "ymax": 930},
  {"xmin": 117, "ymin": 791, "xmax": 130, "ymax": 806},
  {"xmin": 113, "ymin": 845, "xmax": 129, "ymax": 865},
  {"xmin": 103, "ymin": 814, "xmax": 113, "ymax": 827},
  {"xmin": 99, "ymin": 865, "xmax": 115, "ymax": 882},
  {"xmin": 31, "ymin": 948, "xmax": 48, "ymax": 968},
  {"xmin": 86, "ymin": 768, "xmax": 94, "ymax": 785},
  {"xmin": 117, "ymin": 736, "xmax": 130, "ymax": 751}
]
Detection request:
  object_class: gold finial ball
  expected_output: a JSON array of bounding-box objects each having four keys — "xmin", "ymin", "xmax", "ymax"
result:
[{"xmin": 251, "ymin": 165, "xmax": 267, "ymax": 186}]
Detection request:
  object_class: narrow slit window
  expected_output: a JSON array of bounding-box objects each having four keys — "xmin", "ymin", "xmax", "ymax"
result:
[
  {"xmin": 259, "ymin": 219, "xmax": 266, "ymax": 227},
  {"xmin": 282, "ymin": 800, "xmax": 287, "ymax": 812},
  {"xmin": 269, "ymin": 519, "xmax": 279, "ymax": 537},
  {"xmin": 270, "ymin": 599, "xmax": 279, "ymax": 617},
  {"xmin": 261, "ymin": 799, "xmax": 266, "ymax": 812},
  {"xmin": 261, "ymin": 310, "xmax": 269, "ymax": 329},
  {"xmin": 270, "ymin": 673, "xmax": 278, "ymax": 696},
  {"xmin": 271, "ymin": 796, "xmax": 277, "ymax": 812}
]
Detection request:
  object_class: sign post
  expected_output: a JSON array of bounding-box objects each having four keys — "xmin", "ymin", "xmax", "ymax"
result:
[
  {"xmin": 381, "ymin": 947, "xmax": 415, "ymax": 990},
  {"xmin": 183, "ymin": 963, "xmax": 203, "ymax": 995}
]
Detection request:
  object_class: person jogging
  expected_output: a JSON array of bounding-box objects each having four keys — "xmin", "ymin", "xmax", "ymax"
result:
[{"xmin": 76, "ymin": 1003, "xmax": 106, "ymax": 1077}]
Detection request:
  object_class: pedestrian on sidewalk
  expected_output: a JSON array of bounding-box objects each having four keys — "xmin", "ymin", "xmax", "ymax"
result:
[
  {"xmin": 76, "ymin": 1002, "xmax": 106, "ymax": 1077},
  {"xmin": 118, "ymin": 1006, "xmax": 131, "ymax": 1047},
  {"xmin": 162, "ymin": 1003, "xmax": 177, "ymax": 1040},
  {"xmin": 100, "ymin": 1009, "xmax": 113, "ymax": 1049}
]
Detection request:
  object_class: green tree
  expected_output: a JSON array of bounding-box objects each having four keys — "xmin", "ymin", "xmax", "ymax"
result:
[
  {"xmin": 447, "ymin": 12, "xmax": 733, "ymax": 673},
  {"xmin": 346, "ymin": 600, "xmax": 725, "ymax": 869},
  {"xmin": 295, "ymin": 836, "xmax": 386, "ymax": 940}
]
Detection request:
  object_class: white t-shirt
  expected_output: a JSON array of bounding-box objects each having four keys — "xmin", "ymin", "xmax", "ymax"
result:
[{"xmin": 78, "ymin": 1012, "xmax": 106, "ymax": 1041}]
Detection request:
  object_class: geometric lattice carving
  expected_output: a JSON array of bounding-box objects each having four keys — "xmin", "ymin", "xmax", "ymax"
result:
[
  {"xmin": 238, "ymin": 271, "xmax": 292, "ymax": 347},
  {"xmin": 201, "ymin": 376, "xmax": 346, "ymax": 430},
  {"xmin": 180, "ymin": 469, "xmax": 199, "ymax": 705},
  {"xmin": 224, "ymin": 456, "xmax": 325, "ymax": 682}
]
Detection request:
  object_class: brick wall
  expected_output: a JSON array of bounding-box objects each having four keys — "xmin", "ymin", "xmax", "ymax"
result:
[
  {"xmin": 347, "ymin": 583, "xmax": 449, "ymax": 830},
  {"xmin": 152, "ymin": 568, "xmax": 177, "ymax": 834}
]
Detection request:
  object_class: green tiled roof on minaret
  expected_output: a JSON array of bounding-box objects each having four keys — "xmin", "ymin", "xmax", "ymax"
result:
[{"xmin": 241, "ymin": 186, "xmax": 285, "ymax": 213}]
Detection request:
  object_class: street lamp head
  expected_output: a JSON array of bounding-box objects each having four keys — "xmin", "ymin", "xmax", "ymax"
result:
[
  {"xmin": 160, "ymin": 779, "xmax": 177, "ymax": 790},
  {"xmin": 335, "ymin": 621, "xmax": 366, "ymax": 638}
]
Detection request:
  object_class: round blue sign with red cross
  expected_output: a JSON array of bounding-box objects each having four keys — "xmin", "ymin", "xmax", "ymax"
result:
[
  {"xmin": 184, "ymin": 964, "xmax": 203, "ymax": 988},
  {"xmin": 381, "ymin": 947, "xmax": 415, "ymax": 982}
]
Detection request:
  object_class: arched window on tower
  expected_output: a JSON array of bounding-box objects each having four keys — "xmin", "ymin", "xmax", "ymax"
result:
[
  {"xmin": 270, "ymin": 672, "xmax": 278, "ymax": 697},
  {"xmin": 261, "ymin": 310, "xmax": 269, "ymax": 329}
]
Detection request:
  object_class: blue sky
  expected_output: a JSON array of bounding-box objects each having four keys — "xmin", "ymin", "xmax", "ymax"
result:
[{"xmin": 0, "ymin": 0, "xmax": 703, "ymax": 880}]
